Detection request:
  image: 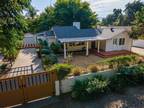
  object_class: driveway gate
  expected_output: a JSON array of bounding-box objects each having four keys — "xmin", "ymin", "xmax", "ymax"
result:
[{"xmin": 0, "ymin": 71, "xmax": 57, "ymax": 107}]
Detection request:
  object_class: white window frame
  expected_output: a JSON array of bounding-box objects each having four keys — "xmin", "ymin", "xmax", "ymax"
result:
[
  {"xmin": 119, "ymin": 38, "xmax": 125, "ymax": 45},
  {"xmin": 113, "ymin": 38, "xmax": 117, "ymax": 45}
]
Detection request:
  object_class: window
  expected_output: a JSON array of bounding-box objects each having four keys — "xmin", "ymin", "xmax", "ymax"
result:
[
  {"xmin": 78, "ymin": 42, "xmax": 85, "ymax": 45},
  {"xmin": 69, "ymin": 42, "xmax": 85, "ymax": 46},
  {"xmin": 119, "ymin": 38, "xmax": 125, "ymax": 45},
  {"xmin": 69, "ymin": 42, "xmax": 75, "ymax": 46},
  {"xmin": 113, "ymin": 39, "xmax": 117, "ymax": 45}
]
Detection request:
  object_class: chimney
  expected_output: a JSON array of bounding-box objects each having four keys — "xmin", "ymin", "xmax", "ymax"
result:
[{"xmin": 73, "ymin": 22, "xmax": 80, "ymax": 29}]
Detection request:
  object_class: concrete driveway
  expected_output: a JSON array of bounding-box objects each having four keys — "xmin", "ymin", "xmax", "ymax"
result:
[
  {"xmin": 131, "ymin": 47, "xmax": 144, "ymax": 56},
  {"xmin": 133, "ymin": 40, "xmax": 144, "ymax": 48},
  {"xmin": 12, "ymin": 48, "xmax": 43, "ymax": 72}
]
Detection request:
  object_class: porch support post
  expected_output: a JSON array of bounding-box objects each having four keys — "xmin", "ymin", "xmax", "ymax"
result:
[
  {"xmin": 98, "ymin": 40, "xmax": 100, "ymax": 53},
  {"xmin": 64, "ymin": 42, "xmax": 67, "ymax": 59},
  {"xmin": 86, "ymin": 41, "xmax": 89, "ymax": 56}
]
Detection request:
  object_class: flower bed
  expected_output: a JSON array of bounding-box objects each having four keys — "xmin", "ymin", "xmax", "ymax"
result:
[{"xmin": 71, "ymin": 63, "xmax": 144, "ymax": 100}]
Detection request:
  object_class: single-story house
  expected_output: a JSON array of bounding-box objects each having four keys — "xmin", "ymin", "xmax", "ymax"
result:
[{"xmin": 36, "ymin": 22, "xmax": 133, "ymax": 58}]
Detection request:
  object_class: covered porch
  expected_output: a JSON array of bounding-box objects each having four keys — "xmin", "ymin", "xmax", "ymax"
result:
[{"xmin": 62, "ymin": 40, "xmax": 105, "ymax": 59}]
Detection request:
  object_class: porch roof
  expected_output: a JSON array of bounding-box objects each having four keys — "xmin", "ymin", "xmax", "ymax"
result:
[{"xmin": 58, "ymin": 37, "xmax": 98, "ymax": 43}]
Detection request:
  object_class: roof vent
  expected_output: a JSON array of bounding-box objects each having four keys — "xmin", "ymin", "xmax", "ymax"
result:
[{"xmin": 111, "ymin": 28, "xmax": 114, "ymax": 32}]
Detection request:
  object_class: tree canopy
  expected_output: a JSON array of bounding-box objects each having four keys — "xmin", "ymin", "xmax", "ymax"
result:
[
  {"xmin": 0, "ymin": 0, "xmax": 31, "ymax": 58},
  {"xmin": 29, "ymin": 0, "xmax": 98, "ymax": 33},
  {"xmin": 124, "ymin": 0, "xmax": 144, "ymax": 25},
  {"xmin": 130, "ymin": 7, "xmax": 144, "ymax": 39},
  {"xmin": 102, "ymin": 0, "xmax": 144, "ymax": 26},
  {"xmin": 102, "ymin": 9, "xmax": 124, "ymax": 26}
]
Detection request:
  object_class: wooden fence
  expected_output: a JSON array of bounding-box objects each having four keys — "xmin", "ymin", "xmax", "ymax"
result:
[{"xmin": 0, "ymin": 71, "xmax": 57, "ymax": 107}]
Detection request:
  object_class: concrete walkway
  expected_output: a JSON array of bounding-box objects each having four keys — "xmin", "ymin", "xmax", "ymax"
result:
[{"xmin": 12, "ymin": 48, "xmax": 43, "ymax": 72}]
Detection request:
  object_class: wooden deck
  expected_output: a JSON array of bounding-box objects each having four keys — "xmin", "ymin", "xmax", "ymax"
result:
[
  {"xmin": 93, "ymin": 50, "xmax": 133, "ymax": 58},
  {"xmin": 20, "ymin": 44, "xmax": 40, "ymax": 49}
]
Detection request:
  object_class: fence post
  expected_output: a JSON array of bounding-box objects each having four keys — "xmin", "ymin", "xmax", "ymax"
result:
[
  {"xmin": 31, "ymin": 65, "xmax": 34, "ymax": 73},
  {"xmin": 55, "ymin": 81, "xmax": 60, "ymax": 96}
]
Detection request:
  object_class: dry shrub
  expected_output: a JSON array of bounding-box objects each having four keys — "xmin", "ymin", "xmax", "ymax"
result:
[
  {"xmin": 72, "ymin": 67, "xmax": 84, "ymax": 76},
  {"xmin": 88, "ymin": 64, "xmax": 100, "ymax": 73}
]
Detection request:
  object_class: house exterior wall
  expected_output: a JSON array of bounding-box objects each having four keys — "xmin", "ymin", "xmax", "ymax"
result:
[
  {"xmin": 95, "ymin": 40, "xmax": 106, "ymax": 51},
  {"xmin": 105, "ymin": 32, "xmax": 132, "ymax": 51},
  {"xmin": 66, "ymin": 41, "xmax": 92, "ymax": 51},
  {"xmin": 47, "ymin": 36, "xmax": 56, "ymax": 45}
]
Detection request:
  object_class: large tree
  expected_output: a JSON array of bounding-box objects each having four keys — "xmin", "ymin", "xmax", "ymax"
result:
[
  {"xmin": 102, "ymin": 0, "xmax": 144, "ymax": 26},
  {"xmin": 130, "ymin": 7, "xmax": 144, "ymax": 39},
  {"xmin": 54, "ymin": 0, "xmax": 98, "ymax": 28},
  {"xmin": 32, "ymin": 0, "xmax": 98, "ymax": 32},
  {"xmin": 124, "ymin": 0, "xmax": 144, "ymax": 25},
  {"xmin": 34, "ymin": 7, "xmax": 56, "ymax": 32},
  {"xmin": 102, "ymin": 9, "xmax": 124, "ymax": 26},
  {"xmin": 0, "ymin": 0, "xmax": 31, "ymax": 58}
]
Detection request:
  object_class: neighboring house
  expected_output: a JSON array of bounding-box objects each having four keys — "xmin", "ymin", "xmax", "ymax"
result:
[
  {"xmin": 36, "ymin": 22, "xmax": 132, "ymax": 58},
  {"xmin": 24, "ymin": 33, "xmax": 36, "ymax": 45},
  {"xmin": 36, "ymin": 31, "xmax": 56, "ymax": 45}
]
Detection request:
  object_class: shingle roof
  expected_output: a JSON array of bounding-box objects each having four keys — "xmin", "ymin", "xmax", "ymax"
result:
[
  {"xmin": 36, "ymin": 31, "xmax": 54, "ymax": 37},
  {"xmin": 52, "ymin": 26, "xmax": 99, "ymax": 39}
]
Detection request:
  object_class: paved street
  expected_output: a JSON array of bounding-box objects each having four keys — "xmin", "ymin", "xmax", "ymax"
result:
[{"xmin": 17, "ymin": 86, "xmax": 144, "ymax": 108}]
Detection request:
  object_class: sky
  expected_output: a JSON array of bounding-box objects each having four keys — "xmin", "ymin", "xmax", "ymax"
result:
[{"xmin": 31, "ymin": 0, "xmax": 144, "ymax": 19}]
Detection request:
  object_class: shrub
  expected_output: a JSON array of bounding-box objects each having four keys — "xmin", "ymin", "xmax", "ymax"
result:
[
  {"xmin": 71, "ymin": 79, "xmax": 89, "ymax": 100},
  {"xmin": 43, "ymin": 53, "xmax": 58, "ymax": 66},
  {"xmin": 107, "ymin": 55, "xmax": 138, "ymax": 69},
  {"xmin": 50, "ymin": 64, "xmax": 73, "ymax": 79},
  {"xmin": 38, "ymin": 39, "xmax": 49, "ymax": 48},
  {"xmin": 41, "ymin": 49, "xmax": 52, "ymax": 55},
  {"xmin": 88, "ymin": 64, "xmax": 99, "ymax": 73},
  {"xmin": 109, "ymin": 75, "xmax": 127, "ymax": 93},
  {"xmin": 71, "ymin": 67, "xmax": 82, "ymax": 76},
  {"xmin": 116, "ymin": 64, "xmax": 144, "ymax": 85},
  {"xmin": 0, "ymin": 64, "xmax": 7, "ymax": 72},
  {"xmin": 72, "ymin": 75, "xmax": 109, "ymax": 100},
  {"xmin": 50, "ymin": 42, "xmax": 61, "ymax": 54}
]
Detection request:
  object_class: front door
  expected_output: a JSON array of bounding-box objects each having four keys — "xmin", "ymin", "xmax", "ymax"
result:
[{"xmin": 91, "ymin": 41, "xmax": 96, "ymax": 49}]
